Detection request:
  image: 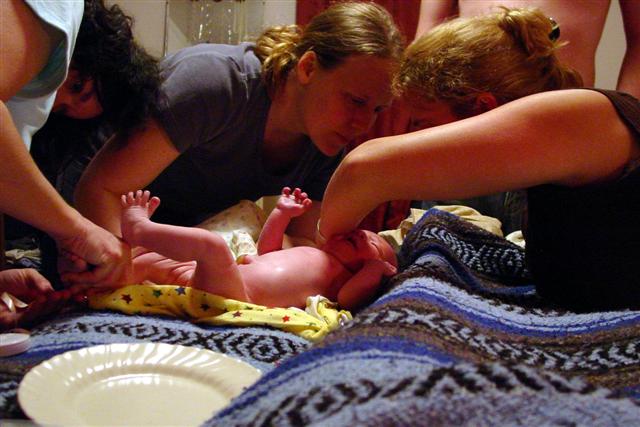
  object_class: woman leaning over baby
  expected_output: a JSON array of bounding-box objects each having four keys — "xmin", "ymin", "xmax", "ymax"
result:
[
  {"xmin": 319, "ymin": 7, "xmax": 640, "ymax": 311},
  {"xmin": 72, "ymin": 1, "xmax": 404, "ymax": 265}
]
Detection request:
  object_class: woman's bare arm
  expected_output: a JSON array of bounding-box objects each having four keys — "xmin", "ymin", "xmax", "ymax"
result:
[
  {"xmin": 0, "ymin": 0, "xmax": 65, "ymax": 232},
  {"xmin": 319, "ymin": 89, "xmax": 638, "ymax": 239},
  {"xmin": 0, "ymin": 1, "xmax": 132, "ymax": 284},
  {"xmin": 75, "ymin": 118, "xmax": 180, "ymax": 236}
]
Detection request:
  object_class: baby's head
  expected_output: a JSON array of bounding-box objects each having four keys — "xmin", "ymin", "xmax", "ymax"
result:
[{"xmin": 322, "ymin": 229, "xmax": 397, "ymax": 272}]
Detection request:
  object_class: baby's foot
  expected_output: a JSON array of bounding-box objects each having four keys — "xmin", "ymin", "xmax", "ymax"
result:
[
  {"xmin": 120, "ymin": 190, "xmax": 161, "ymax": 244},
  {"xmin": 276, "ymin": 187, "xmax": 312, "ymax": 218}
]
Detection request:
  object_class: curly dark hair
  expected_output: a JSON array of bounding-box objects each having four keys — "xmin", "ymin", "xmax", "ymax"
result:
[{"xmin": 72, "ymin": 0, "xmax": 162, "ymax": 137}]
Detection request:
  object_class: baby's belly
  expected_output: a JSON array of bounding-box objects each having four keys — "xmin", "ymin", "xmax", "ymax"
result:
[{"xmin": 241, "ymin": 260, "xmax": 343, "ymax": 308}]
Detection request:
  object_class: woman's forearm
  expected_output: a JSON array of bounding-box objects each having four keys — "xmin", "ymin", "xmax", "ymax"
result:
[
  {"xmin": 74, "ymin": 176, "xmax": 123, "ymax": 236},
  {"xmin": 75, "ymin": 118, "xmax": 180, "ymax": 237},
  {"xmin": 0, "ymin": 102, "xmax": 87, "ymax": 239},
  {"xmin": 320, "ymin": 140, "xmax": 394, "ymax": 239},
  {"xmin": 1, "ymin": 103, "xmax": 130, "ymax": 285},
  {"xmin": 320, "ymin": 90, "xmax": 637, "ymax": 243}
]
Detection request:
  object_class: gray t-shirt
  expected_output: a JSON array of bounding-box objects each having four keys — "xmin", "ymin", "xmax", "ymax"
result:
[{"xmin": 149, "ymin": 43, "xmax": 342, "ymax": 225}]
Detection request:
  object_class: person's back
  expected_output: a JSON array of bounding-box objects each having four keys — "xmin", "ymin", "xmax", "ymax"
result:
[{"xmin": 458, "ymin": 0, "xmax": 609, "ymax": 86}]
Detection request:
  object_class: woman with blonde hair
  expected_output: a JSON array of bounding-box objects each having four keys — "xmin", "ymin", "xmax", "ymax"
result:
[
  {"xmin": 398, "ymin": 7, "xmax": 582, "ymax": 121},
  {"xmin": 319, "ymin": 7, "xmax": 640, "ymax": 311},
  {"xmin": 73, "ymin": 1, "xmax": 404, "ymax": 277},
  {"xmin": 398, "ymin": 7, "xmax": 583, "ymax": 232}
]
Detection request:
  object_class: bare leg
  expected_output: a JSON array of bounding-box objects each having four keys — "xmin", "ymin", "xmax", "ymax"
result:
[
  {"xmin": 130, "ymin": 247, "xmax": 196, "ymax": 286},
  {"xmin": 120, "ymin": 191, "xmax": 248, "ymax": 300}
]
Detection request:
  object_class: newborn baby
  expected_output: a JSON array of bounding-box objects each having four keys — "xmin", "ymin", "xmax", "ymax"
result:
[{"xmin": 120, "ymin": 187, "xmax": 397, "ymax": 310}]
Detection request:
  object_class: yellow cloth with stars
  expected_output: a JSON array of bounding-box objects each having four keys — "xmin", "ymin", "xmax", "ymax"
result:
[{"xmin": 88, "ymin": 284, "xmax": 352, "ymax": 342}]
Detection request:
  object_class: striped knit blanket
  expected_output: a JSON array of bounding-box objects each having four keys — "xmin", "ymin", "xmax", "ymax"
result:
[
  {"xmin": 210, "ymin": 209, "xmax": 640, "ymax": 426},
  {"xmin": 0, "ymin": 311, "xmax": 310, "ymax": 419},
  {"xmin": 2, "ymin": 209, "xmax": 639, "ymax": 424}
]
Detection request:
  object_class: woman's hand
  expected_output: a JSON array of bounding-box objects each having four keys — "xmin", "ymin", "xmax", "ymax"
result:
[
  {"xmin": 55, "ymin": 219, "xmax": 133, "ymax": 286},
  {"xmin": 0, "ymin": 268, "xmax": 71, "ymax": 330}
]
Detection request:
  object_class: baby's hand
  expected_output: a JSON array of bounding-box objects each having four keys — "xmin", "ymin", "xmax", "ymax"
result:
[{"xmin": 276, "ymin": 187, "xmax": 312, "ymax": 218}]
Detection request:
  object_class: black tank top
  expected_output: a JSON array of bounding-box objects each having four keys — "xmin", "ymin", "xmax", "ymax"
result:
[{"xmin": 525, "ymin": 89, "xmax": 640, "ymax": 311}]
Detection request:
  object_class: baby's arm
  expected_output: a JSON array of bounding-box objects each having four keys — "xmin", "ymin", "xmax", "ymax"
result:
[
  {"xmin": 337, "ymin": 259, "xmax": 397, "ymax": 311},
  {"xmin": 257, "ymin": 187, "xmax": 312, "ymax": 255}
]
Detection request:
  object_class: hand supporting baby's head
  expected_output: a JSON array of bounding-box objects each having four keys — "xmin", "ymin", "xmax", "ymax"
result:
[{"xmin": 322, "ymin": 229, "xmax": 397, "ymax": 272}]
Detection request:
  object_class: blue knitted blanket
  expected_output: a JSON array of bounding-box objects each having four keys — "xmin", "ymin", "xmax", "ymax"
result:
[
  {"xmin": 0, "ymin": 311, "xmax": 309, "ymax": 418},
  {"xmin": 2, "ymin": 209, "xmax": 639, "ymax": 425},
  {"xmin": 210, "ymin": 209, "xmax": 640, "ymax": 426}
]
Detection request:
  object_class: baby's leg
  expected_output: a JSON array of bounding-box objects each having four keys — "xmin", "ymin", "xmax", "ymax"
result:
[
  {"xmin": 130, "ymin": 247, "xmax": 196, "ymax": 286},
  {"xmin": 121, "ymin": 191, "xmax": 248, "ymax": 300}
]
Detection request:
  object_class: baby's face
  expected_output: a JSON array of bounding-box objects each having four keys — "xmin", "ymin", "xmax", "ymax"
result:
[{"xmin": 323, "ymin": 230, "xmax": 397, "ymax": 271}]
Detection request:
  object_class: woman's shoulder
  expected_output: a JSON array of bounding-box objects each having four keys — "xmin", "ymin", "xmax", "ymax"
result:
[
  {"xmin": 548, "ymin": 88, "xmax": 640, "ymax": 116},
  {"xmin": 18, "ymin": 1, "xmax": 84, "ymax": 97},
  {"xmin": 583, "ymin": 88, "xmax": 640, "ymax": 136},
  {"xmin": 155, "ymin": 43, "xmax": 270, "ymax": 152},
  {"xmin": 159, "ymin": 43, "xmax": 264, "ymax": 102},
  {"xmin": 512, "ymin": 89, "xmax": 639, "ymax": 132},
  {"xmin": 161, "ymin": 43, "xmax": 262, "ymax": 78},
  {"xmin": 584, "ymin": 88, "xmax": 639, "ymax": 103}
]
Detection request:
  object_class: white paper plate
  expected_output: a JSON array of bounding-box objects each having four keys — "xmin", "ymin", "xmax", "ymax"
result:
[{"xmin": 18, "ymin": 343, "xmax": 261, "ymax": 426}]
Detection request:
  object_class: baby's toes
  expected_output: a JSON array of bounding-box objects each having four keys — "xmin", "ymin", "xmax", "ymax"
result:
[
  {"xmin": 139, "ymin": 190, "xmax": 151, "ymax": 206},
  {"xmin": 134, "ymin": 190, "xmax": 145, "ymax": 204},
  {"xmin": 148, "ymin": 196, "xmax": 161, "ymax": 216}
]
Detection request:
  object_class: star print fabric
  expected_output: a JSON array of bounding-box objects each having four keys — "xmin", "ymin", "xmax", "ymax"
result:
[{"xmin": 88, "ymin": 285, "xmax": 352, "ymax": 342}]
